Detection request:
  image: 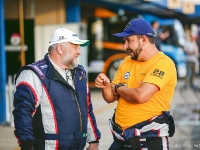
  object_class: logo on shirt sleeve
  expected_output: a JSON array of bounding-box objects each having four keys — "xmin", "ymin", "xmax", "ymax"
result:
[{"xmin": 151, "ymin": 69, "xmax": 165, "ymax": 79}]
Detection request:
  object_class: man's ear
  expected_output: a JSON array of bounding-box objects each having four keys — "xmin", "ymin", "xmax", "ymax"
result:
[
  {"xmin": 57, "ymin": 44, "xmax": 63, "ymax": 55},
  {"xmin": 141, "ymin": 35, "xmax": 147, "ymax": 46}
]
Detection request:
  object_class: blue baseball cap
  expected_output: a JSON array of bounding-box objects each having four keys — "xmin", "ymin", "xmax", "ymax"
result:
[{"xmin": 113, "ymin": 18, "xmax": 154, "ymax": 37}]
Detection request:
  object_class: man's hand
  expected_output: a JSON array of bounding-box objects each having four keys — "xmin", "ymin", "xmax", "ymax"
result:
[
  {"xmin": 87, "ymin": 143, "xmax": 99, "ymax": 150},
  {"xmin": 95, "ymin": 73, "xmax": 117, "ymax": 103},
  {"xmin": 95, "ymin": 73, "xmax": 110, "ymax": 88}
]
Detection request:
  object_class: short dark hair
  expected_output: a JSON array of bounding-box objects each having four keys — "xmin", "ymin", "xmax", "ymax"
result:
[{"xmin": 136, "ymin": 35, "xmax": 155, "ymax": 44}]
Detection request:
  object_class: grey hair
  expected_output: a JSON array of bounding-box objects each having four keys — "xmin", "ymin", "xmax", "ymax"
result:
[{"xmin": 48, "ymin": 44, "xmax": 58, "ymax": 53}]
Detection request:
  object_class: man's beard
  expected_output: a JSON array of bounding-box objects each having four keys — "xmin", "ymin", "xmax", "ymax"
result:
[
  {"xmin": 130, "ymin": 43, "xmax": 142, "ymax": 60},
  {"xmin": 62, "ymin": 53, "xmax": 78, "ymax": 69}
]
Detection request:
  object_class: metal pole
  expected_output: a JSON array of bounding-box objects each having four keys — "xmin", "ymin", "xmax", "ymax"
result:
[
  {"xmin": 0, "ymin": 0, "xmax": 6, "ymax": 124},
  {"xmin": 19, "ymin": 0, "xmax": 25, "ymax": 66}
]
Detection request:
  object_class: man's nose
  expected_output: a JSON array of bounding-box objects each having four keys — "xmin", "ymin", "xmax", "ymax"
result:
[
  {"xmin": 77, "ymin": 47, "xmax": 81, "ymax": 55},
  {"xmin": 123, "ymin": 42, "xmax": 128, "ymax": 49}
]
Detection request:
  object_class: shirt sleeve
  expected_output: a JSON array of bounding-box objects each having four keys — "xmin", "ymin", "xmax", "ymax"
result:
[
  {"xmin": 143, "ymin": 58, "xmax": 177, "ymax": 90},
  {"xmin": 86, "ymin": 83, "xmax": 101, "ymax": 143}
]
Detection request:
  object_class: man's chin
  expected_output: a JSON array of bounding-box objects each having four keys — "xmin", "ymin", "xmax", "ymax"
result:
[
  {"xmin": 72, "ymin": 61, "xmax": 78, "ymax": 68},
  {"xmin": 131, "ymin": 56, "xmax": 137, "ymax": 60}
]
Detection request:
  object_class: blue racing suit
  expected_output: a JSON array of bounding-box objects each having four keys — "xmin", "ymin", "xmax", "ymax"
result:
[{"xmin": 13, "ymin": 54, "xmax": 101, "ymax": 150}]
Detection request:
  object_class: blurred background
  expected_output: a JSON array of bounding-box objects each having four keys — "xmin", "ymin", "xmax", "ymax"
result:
[{"xmin": 0, "ymin": 0, "xmax": 200, "ymax": 149}]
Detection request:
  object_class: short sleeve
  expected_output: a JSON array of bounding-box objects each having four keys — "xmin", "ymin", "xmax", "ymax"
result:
[{"xmin": 143, "ymin": 58, "xmax": 177, "ymax": 90}]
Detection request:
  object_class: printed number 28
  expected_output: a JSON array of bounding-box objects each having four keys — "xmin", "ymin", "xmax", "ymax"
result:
[{"xmin": 153, "ymin": 69, "xmax": 164, "ymax": 76}]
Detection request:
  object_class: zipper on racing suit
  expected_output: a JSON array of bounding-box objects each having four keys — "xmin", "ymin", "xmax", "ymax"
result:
[
  {"xmin": 74, "ymin": 92, "xmax": 82, "ymax": 132},
  {"xmin": 73, "ymin": 70, "xmax": 83, "ymax": 132},
  {"xmin": 53, "ymin": 69, "xmax": 83, "ymax": 132}
]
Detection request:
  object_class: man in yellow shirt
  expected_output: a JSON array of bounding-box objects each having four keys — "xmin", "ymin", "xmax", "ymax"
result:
[{"xmin": 95, "ymin": 18, "xmax": 177, "ymax": 150}]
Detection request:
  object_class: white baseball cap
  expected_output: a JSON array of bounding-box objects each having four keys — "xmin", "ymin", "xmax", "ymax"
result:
[{"xmin": 49, "ymin": 27, "xmax": 90, "ymax": 47}]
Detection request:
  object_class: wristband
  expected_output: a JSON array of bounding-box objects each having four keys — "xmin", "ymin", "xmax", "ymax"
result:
[
  {"xmin": 115, "ymin": 83, "xmax": 125, "ymax": 94},
  {"xmin": 89, "ymin": 140, "xmax": 99, "ymax": 144}
]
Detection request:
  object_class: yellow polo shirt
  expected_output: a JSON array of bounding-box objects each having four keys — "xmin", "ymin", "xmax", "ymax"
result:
[{"xmin": 112, "ymin": 52, "xmax": 177, "ymax": 130}]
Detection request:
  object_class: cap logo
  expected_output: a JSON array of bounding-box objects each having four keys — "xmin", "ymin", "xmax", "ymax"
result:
[
  {"xmin": 147, "ymin": 33, "xmax": 153, "ymax": 36},
  {"xmin": 72, "ymin": 34, "xmax": 78, "ymax": 37},
  {"xmin": 59, "ymin": 36, "xmax": 65, "ymax": 40},
  {"xmin": 124, "ymin": 22, "xmax": 131, "ymax": 30}
]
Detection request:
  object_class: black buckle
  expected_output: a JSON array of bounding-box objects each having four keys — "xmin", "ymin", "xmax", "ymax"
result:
[{"xmin": 113, "ymin": 122, "xmax": 123, "ymax": 134}]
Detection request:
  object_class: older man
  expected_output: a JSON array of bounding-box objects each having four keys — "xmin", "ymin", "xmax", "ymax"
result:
[{"xmin": 13, "ymin": 28, "xmax": 101, "ymax": 150}]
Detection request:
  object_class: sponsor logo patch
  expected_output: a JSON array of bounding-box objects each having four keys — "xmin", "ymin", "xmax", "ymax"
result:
[
  {"xmin": 29, "ymin": 65, "xmax": 44, "ymax": 79},
  {"xmin": 124, "ymin": 72, "xmax": 130, "ymax": 79},
  {"xmin": 80, "ymin": 71, "xmax": 86, "ymax": 78},
  {"xmin": 41, "ymin": 65, "xmax": 48, "ymax": 69},
  {"xmin": 151, "ymin": 69, "xmax": 164, "ymax": 79}
]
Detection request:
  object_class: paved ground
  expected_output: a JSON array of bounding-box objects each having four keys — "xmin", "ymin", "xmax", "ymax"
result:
[
  {"xmin": 0, "ymin": 79, "xmax": 200, "ymax": 150},
  {"xmin": 168, "ymin": 79, "xmax": 200, "ymax": 150}
]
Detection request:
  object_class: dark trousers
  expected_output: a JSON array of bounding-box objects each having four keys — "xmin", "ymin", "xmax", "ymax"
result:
[{"xmin": 109, "ymin": 136, "xmax": 169, "ymax": 150}]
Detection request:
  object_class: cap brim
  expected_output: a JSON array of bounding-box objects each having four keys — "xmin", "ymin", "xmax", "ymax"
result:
[
  {"xmin": 113, "ymin": 32, "xmax": 133, "ymax": 37},
  {"xmin": 69, "ymin": 40, "xmax": 90, "ymax": 47}
]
